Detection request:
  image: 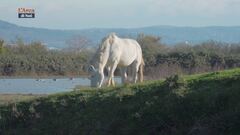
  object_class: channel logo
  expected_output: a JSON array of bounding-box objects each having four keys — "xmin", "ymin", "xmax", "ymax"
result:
[{"xmin": 18, "ymin": 8, "xmax": 35, "ymax": 18}]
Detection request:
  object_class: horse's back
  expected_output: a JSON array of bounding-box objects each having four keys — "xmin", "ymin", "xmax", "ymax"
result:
[{"xmin": 115, "ymin": 38, "xmax": 142, "ymax": 66}]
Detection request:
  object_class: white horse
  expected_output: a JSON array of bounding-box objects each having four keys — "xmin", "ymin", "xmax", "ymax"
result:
[{"xmin": 89, "ymin": 33, "xmax": 144, "ymax": 88}]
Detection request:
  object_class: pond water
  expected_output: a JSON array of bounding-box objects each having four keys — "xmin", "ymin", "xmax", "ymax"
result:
[{"xmin": 0, "ymin": 77, "xmax": 120, "ymax": 94}]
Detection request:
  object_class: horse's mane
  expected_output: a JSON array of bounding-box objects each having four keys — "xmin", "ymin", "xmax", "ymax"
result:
[{"xmin": 89, "ymin": 33, "xmax": 117, "ymax": 66}]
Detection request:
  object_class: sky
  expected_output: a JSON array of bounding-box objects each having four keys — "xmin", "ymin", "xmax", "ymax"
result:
[{"xmin": 0, "ymin": 0, "xmax": 240, "ymax": 29}]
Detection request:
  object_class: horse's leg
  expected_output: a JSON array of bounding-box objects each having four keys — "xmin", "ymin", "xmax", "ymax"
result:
[
  {"xmin": 106, "ymin": 66, "xmax": 112, "ymax": 86},
  {"xmin": 107, "ymin": 78, "xmax": 112, "ymax": 86},
  {"xmin": 109, "ymin": 62, "xmax": 118, "ymax": 86},
  {"xmin": 111, "ymin": 77, "xmax": 115, "ymax": 86},
  {"xmin": 133, "ymin": 62, "xmax": 140, "ymax": 83},
  {"xmin": 120, "ymin": 67, "xmax": 127, "ymax": 84}
]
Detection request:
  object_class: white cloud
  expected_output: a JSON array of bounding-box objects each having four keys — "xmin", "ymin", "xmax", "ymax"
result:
[{"xmin": 147, "ymin": 0, "xmax": 240, "ymax": 16}]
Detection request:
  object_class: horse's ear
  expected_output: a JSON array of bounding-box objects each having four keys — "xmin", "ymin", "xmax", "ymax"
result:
[
  {"xmin": 88, "ymin": 65, "xmax": 96, "ymax": 73},
  {"xmin": 109, "ymin": 33, "xmax": 116, "ymax": 45},
  {"xmin": 109, "ymin": 37, "xmax": 114, "ymax": 45}
]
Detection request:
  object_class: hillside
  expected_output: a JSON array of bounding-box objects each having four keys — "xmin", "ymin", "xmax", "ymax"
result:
[
  {"xmin": 0, "ymin": 68, "xmax": 240, "ymax": 135},
  {"xmin": 1, "ymin": 20, "xmax": 240, "ymax": 48}
]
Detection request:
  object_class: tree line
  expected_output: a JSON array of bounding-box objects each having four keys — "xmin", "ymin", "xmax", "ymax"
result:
[
  {"xmin": 0, "ymin": 38, "xmax": 91, "ymax": 76},
  {"xmin": 0, "ymin": 35, "xmax": 239, "ymax": 78},
  {"xmin": 137, "ymin": 34, "xmax": 240, "ymax": 79}
]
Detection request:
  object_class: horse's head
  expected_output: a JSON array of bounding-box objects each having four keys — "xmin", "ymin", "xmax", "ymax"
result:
[{"xmin": 88, "ymin": 65, "xmax": 103, "ymax": 87}]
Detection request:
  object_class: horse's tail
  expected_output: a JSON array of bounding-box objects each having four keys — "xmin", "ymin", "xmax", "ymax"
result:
[{"xmin": 139, "ymin": 57, "xmax": 145, "ymax": 82}]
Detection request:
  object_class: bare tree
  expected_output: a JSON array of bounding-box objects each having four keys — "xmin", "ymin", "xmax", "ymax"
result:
[{"xmin": 66, "ymin": 35, "xmax": 92, "ymax": 53}]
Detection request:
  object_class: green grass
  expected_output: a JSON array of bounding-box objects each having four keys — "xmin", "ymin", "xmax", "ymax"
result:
[
  {"xmin": 0, "ymin": 68, "xmax": 240, "ymax": 135},
  {"xmin": 0, "ymin": 94, "xmax": 45, "ymax": 106}
]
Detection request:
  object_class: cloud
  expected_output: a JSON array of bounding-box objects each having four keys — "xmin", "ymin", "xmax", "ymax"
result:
[{"xmin": 147, "ymin": 0, "xmax": 240, "ymax": 16}]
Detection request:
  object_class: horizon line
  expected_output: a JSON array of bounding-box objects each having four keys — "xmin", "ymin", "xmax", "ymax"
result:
[{"xmin": 1, "ymin": 19, "xmax": 240, "ymax": 31}]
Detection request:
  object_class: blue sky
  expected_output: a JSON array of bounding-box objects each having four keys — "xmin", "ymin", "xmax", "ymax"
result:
[{"xmin": 0, "ymin": 0, "xmax": 240, "ymax": 29}]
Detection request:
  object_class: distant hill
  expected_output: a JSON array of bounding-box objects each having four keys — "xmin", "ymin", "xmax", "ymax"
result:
[{"xmin": 1, "ymin": 20, "xmax": 240, "ymax": 49}]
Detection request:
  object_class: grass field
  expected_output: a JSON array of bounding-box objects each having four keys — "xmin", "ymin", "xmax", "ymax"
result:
[
  {"xmin": 0, "ymin": 94, "xmax": 45, "ymax": 105},
  {"xmin": 0, "ymin": 68, "xmax": 240, "ymax": 135}
]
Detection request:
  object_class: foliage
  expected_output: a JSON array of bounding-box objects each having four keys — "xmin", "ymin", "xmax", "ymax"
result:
[
  {"xmin": 0, "ymin": 39, "xmax": 5, "ymax": 54},
  {"xmin": 137, "ymin": 34, "xmax": 240, "ymax": 78},
  {"xmin": 0, "ymin": 41, "xmax": 92, "ymax": 76},
  {"xmin": 0, "ymin": 68, "xmax": 240, "ymax": 135},
  {"xmin": 137, "ymin": 34, "xmax": 168, "ymax": 66}
]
